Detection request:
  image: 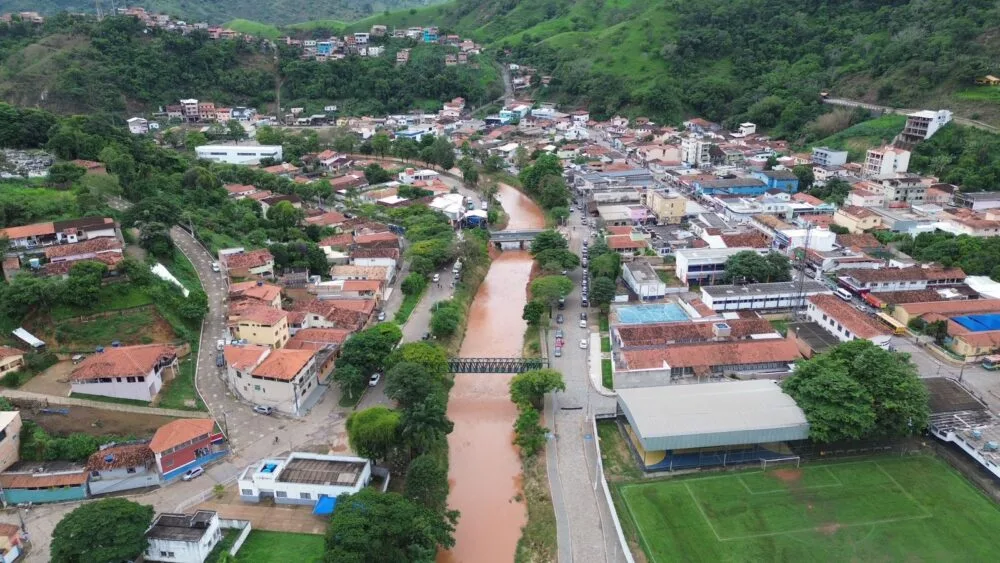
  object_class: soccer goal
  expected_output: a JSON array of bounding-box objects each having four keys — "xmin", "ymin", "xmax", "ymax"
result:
[{"xmin": 760, "ymin": 456, "xmax": 801, "ymax": 470}]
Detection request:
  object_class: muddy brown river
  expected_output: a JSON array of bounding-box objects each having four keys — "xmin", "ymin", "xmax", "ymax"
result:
[{"xmin": 439, "ymin": 183, "xmax": 546, "ymax": 562}]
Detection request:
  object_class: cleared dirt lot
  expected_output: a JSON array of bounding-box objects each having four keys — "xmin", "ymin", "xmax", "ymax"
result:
[{"xmin": 13, "ymin": 400, "xmax": 178, "ymax": 437}]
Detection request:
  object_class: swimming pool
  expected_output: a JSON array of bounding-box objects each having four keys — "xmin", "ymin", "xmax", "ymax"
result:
[{"xmin": 615, "ymin": 303, "xmax": 690, "ymax": 324}]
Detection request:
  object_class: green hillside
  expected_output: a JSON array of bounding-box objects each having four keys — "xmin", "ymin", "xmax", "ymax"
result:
[{"xmin": 1, "ymin": 0, "xmax": 447, "ymax": 26}]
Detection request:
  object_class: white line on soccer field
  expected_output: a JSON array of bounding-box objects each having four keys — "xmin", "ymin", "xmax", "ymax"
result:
[
  {"xmin": 740, "ymin": 467, "xmax": 845, "ymax": 495},
  {"xmin": 716, "ymin": 513, "xmax": 934, "ymax": 542},
  {"xmin": 620, "ymin": 486, "xmax": 664, "ymax": 563},
  {"xmin": 873, "ymin": 461, "xmax": 934, "ymax": 518},
  {"xmin": 683, "ymin": 482, "xmax": 723, "ymax": 542}
]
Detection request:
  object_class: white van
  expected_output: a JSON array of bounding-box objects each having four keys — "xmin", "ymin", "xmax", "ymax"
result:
[{"xmin": 836, "ymin": 288, "xmax": 853, "ymax": 301}]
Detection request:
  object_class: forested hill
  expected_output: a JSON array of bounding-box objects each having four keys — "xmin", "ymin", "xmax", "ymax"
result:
[
  {"xmin": 336, "ymin": 0, "xmax": 1000, "ymax": 135},
  {"xmin": 1, "ymin": 0, "xmax": 444, "ymax": 26},
  {"xmin": 0, "ymin": 15, "xmax": 500, "ymax": 116}
]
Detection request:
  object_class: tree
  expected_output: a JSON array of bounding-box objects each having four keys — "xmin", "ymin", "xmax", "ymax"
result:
[
  {"xmin": 533, "ymin": 248, "xmax": 579, "ymax": 271},
  {"xmin": 530, "ymin": 275, "xmax": 574, "ymax": 306},
  {"xmin": 430, "ymin": 136, "xmax": 455, "ymax": 170},
  {"xmin": 255, "ymin": 125, "xmax": 283, "ymax": 146},
  {"xmin": 430, "ymin": 300, "xmax": 462, "ymax": 338},
  {"xmin": 513, "ymin": 406, "xmax": 547, "ymax": 457},
  {"xmin": 782, "ymin": 355, "xmax": 876, "ymax": 442},
  {"xmin": 138, "ymin": 221, "xmax": 174, "ymax": 258},
  {"xmin": 364, "ymin": 163, "xmax": 392, "ymax": 185},
  {"xmin": 385, "ymin": 342, "xmax": 451, "ymax": 381},
  {"xmin": 385, "ymin": 362, "xmax": 446, "ymax": 411},
  {"xmin": 399, "ymin": 393, "xmax": 453, "ymax": 455},
  {"xmin": 371, "ymin": 132, "xmax": 391, "ymax": 158},
  {"xmin": 461, "ymin": 164, "xmax": 479, "ymax": 186},
  {"xmin": 401, "ymin": 273, "xmax": 427, "ymax": 296},
  {"xmin": 226, "ymin": 120, "xmax": 247, "ymax": 143},
  {"xmin": 267, "ymin": 200, "xmax": 305, "ymax": 229},
  {"xmin": 51, "ymin": 498, "xmax": 154, "ymax": 563},
  {"xmin": 550, "ymin": 206, "xmax": 570, "ymax": 224},
  {"xmin": 63, "ymin": 260, "xmax": 108, "ymax": 307},
  {"xmin": 47, "ymin": 163, "xmax": 86, "ymax": 186},
  {"xmin": 590, "ymin": 277, "xmax": 617, "ymax": 310},
  {"xmin": 538, "ymin": 175, "xmax": 569, "ymax": 209},
  {"xmin": 185, "ymin": 130, "xmax": 208, "ymax": 149},
  {"xmin": 509, "ymin": 369, "xmax": 565, "ymax": 410},
  {"xmin": 326, "ymin": 488, "xmax": 457, "ymax": 562},
  {"xmin": 792, "ymin": 164, "xmax": 814, "ymax": 191},
  {"xmin": 522, "ymin": 300, "xmax": 545, "ymax": 326},
  {"xmin": 530, "ymin": 229, "xmax": 568, "ymax": 255},
  {"xmin": 723, "ymin": 250, "xmax": 791, "ymax": 283},
  {"xmin": 346, "ymin": 407, "xmax": 401, "ymax": 463},
  {"xmin": 333, "ymin": 364, "xmax": 366, "ymax": 399},
  {"xmin": 589, "ymin": 251, "xmax": 621, "ymax": 281},
  {"xmin": 405, "ymin": 454, "xmax": 450, "ymax": 513},
  {"xmin": 339, "ymin": 323, "xmax": 403, "ymax": 378}
]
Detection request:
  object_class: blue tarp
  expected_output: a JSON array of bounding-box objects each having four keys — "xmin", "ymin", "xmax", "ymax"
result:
[
  {"xmin": 313, "ymin": 495, "xmax": 337, "ymax": 515},
  {"xmin": 953, "ymin": 314, "xmax": 1000, "ymax": 332}
]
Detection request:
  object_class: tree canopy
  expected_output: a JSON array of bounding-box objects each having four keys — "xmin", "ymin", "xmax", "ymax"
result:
[
  {"xmin": 529, "ymin": 275, "xmax": 574, "ymax": 306},
  {"xmin": 783, "ymin": 341, "xmax": 929, "ymax": 443},
  {"xmin": 346, "ymin": 406, "xmax": 401, "ymax": 464},
  {"xmin": 51, "ymin": 498, "xmax": 154, "ymax": 563},
  {"xmin": 723, "ymin": 251, "xmax": 791, "ymax": 284},
  {"xmin": 510, "ymin": 369, "xmax": 566, "ymax": 410}
]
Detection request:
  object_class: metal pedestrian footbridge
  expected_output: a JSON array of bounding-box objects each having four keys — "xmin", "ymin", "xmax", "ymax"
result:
[
  {"xmin": 448, "ymin": 357, "xmax": 549, "ymax": 373},
  {"xmin": 488, "ymin": 229, "xmax": 545, "ymax": 242}
]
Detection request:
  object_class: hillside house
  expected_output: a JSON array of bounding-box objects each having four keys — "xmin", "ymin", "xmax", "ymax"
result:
[
  {"xmin": 228, "ymin": 306, "xmax": 290, "ymax": 349},
  {"xmin": 86, "ymin": 443, "xmax": 160, "ymax": 494},
  {"xmin": 69, "ymin": 345, "xmax": 177, "ymax": 402},
  {"xmin": 222, "ymin": 249, "xmax": 274, "ymax": 279}
]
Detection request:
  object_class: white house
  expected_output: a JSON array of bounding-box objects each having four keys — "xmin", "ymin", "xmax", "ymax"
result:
[
  {"xmin": 807, "ymin": 294, "xmax": 892, "ymax": 349},
  {"xmin": 622, "ymin": 261, "xmax": 667, "ymax": 300},
  {"xmin": 397, "ymin": 168, "xmax": 439, "ymax": 184},
  {"xmin": 863, "ymin": 146, "xmax": 910, "ymax": 179},
  {"xmin": 144, "ymin": 510, "xmax": 222, "ymax": 563},
  {"xmin": 69, "ymin": 345, "xmax": 177, "ymax": 402},
  {"xmin": 238, "ymin": 452, "xmax": 371, "ymax": 508},
  {"xmin": 195, "ymin": 145, "xmax": 282, "ymax": 165},
  {"xmin": 127, "ymin": 117, "xmax": 149, "ymax": 135},
  {"xmin": 223, "ymin": 346, "xmax": 322, "ymax": 416},
  {"xmin": 86, "ymin": 443, "xmax": 160, "ymax": 495}
]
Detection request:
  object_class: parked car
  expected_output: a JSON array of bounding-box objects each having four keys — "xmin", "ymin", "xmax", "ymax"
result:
[
  {"xmin": 377, "ymin": 311, "xmax": 386, "ymax": 321},
  {"xmin": 215, "ymin": 354, "xmax": 224, "ymax": 367},
  {"xmin": 579, "ymin": 319, "xmax": 587, "ymax": 328},
  {"xmin": 433, "ymin": 273, "xmax": 440, "ymax": 282},
  {"xmin": 581, "ymin": 298, "xmax": 589, "ymax": 307},
  {"xmin": 216, "ymin": 339, "xmax": 226, "ymax": 351},
  {"xmin": 211, "ymin": 262, "xmax": 220, "ymax": 272},
  {"xmin": 556, "ymin": 314, "xmax": 564, "ymax": 324},
  {"xmin": 580, "ymin": 312, "xmax": 588, "ymax": 320},
  {"xmin": 181, "ymin": 467, "xmax": 205, "ymax": 481},
  {"xmin": 555, "ymin": 329, "xmax": 564, "ymax": 339},
  {"xmin": 554, "ymin": 347, "xmax": 562, "ymax": 357},
  {"xmin": 580, "ymin": 339, "xmax": 588, "ymax": 349},
  {"xmin": 369, "ymin": 372, "xmax": 382, "ymax": 386},
  {"xmin": 422, "ymin": 332, "xmax": 431, "ymax": 340},
  {"xmin": 253, "ymin": 405, "xmax": 273, "ymax": 415}
]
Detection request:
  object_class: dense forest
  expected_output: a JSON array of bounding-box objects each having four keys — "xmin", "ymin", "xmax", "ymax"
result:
[{"xmin": 0, "ymin": 15, "xmax": 498, "ymax": 116}]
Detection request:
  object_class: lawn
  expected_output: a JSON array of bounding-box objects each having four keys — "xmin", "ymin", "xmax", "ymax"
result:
[
  {"xmin": 393, "ymin": 286, "xmax": 425, "ymax": 325},
  {"xmin": 601, "ymin": 359, "xmax": 613, "ymax": 390},
  {"xmin": 955, "ymin": 86, "xmax": 1000, "ymax": 103},
  {"xmin": 615, "ymin": 456, "xmax": 1000, "ymax": 562},
  {"xmin": 812, "ymin": 114, "xmax": 907, "ymax": 161},
  {"xmin": 52, "ymin": 309, "xmax": 161, "ymax": 348},
  {"xmin": 601, "ymin": 336, "xmax": 611, "ymax": 352},
  {"xmin": 49, "ymin": 284, "xmax": 154, "ymax": 321},
  {"xmin": 158, "ymin": 354, "xmax": 205, "ymax": 411},
  {"xmin": 236, "ymin": 531, "xmax": 325, "ymax": 562}
]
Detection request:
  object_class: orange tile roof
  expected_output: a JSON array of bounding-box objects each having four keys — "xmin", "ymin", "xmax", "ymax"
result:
[
  {"xmin": 229, "ymin": 281, "xmax": 282, "ymax": 303},
  {"xmin": 606, "ymin": 235, "xmax": 649, "ymax": 250},
  {"xmin": 234, "ymin": 306, "xmax": 287, "ymax": 326},
  {"xmin": 304, "ymin": 211, "xmax": 347, "ymax": 226},
  {"xmin": 343, "ymin": 279, "xmax": 382, "ymax": 292},
  {"xmin": 86, "ymin": 443, "xmax": 154, "ymax": 471},
  {"xmin": 225, "ymin": 249, "xmax": 273, "ymax": 270},
  {"xmin": 0, "ymin": 222, "xmax": 55, "ymax": 240},
  {"xmin": 149, "ymin": 419, "xmax": 215, "ymax": 454},
  {"xmin": 224, "ymin": 183, "xmax": 256, "ymax": 194},
  {"xmin": 616, "ymin": 318, "xmax": 776, "ymax": 347},
  {"xmin": 353, "ymin": 231, "xmax": 399, "ymax": 245},
  {"xmin": 720, "ymin": 232, "xmax": 771, "ymax": 248},
  {"xmin": 0, "ymin": 346, "xmax": 23, "ymax": 360},
  {"xmin": 809, "ymin": 294, "xmax": 890, "ymax": 339},
  {"xmin": 70, "ymin": 345, "xmax": 176, "ymax": 382},
  {"xmin": 0, "ymin": 470, "xmax": 88, "ymax": 489},
  {"xmin": 251, "ymin": 349, "xmax": 315, "ymax": 381},
  {"xmin": 44, "ymin": 237, "xmax": 122, "ymax": 259},
  {"xmin": 900, "ymin": 299, "xmax": 1000, "ymax": 318},
  {"xmin": 319, "ymin": 233, "xmax": 354, "ymax": 248},
  {"xmin": 622, "ymin": 338, "xmax": 800, "ymax": 370},
  {"xmin": 286, "ymin": 328, "xmax": 352, "ymax": 350},
  {"xmin": 223, "ymin": 345, "xmax": 269, "ymax": 371}
]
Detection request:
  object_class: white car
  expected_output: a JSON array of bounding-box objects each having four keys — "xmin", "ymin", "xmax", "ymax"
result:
[
  {"xmin": 579, "ymin": 319, "xmax": 587, "ymax": 328},
  {"xmin": 579, "ymin": 339, "xmax": 588, "ymax": 349},
  {"xmin": 369, "ymin": 372, "xmax": 382, "ymax": 386},
  {"xmin": 377, "ymin": 311, "xmax": 386, "ymax": 321},
  {"xmin": 216, "ymin": 339, "xmax": 226, "ymax": 351},
  {"xmin": 211, "ymin": 262, "xmax": 220, "ymax": 272},
  {"xmin": 432, "ymin": 273, "xmax": 440, "ymax": 282},
  {"xmin": 181, "ymin": 467, "xmax": 205, "ymax": 481}
]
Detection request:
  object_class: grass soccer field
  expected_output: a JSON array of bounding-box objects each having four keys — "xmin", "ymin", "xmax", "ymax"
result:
[{"xmin": 616, "ymin": 456, "xmax": 1000, "ymax": 562}]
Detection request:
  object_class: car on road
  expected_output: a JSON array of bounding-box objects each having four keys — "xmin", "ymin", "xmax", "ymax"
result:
[
  {"xmin": 181, "ymin": 467, "xmax": 205, "ymax": 481},
  {"xmin": 579, "ymin": 319, "xmax": 587, "ymax": 328},
  {"xmin": 581, "ymin": 298, "xmax": 589, "ymax": 307},
  {"xmin": 582, "ymin": 240, "xmax": 588, "ymax": 247},
  {"xmin": 377, "ymin": 311, "xmax": 386, "ymax": 321},
  {"xmin": 556, "ymin": 314, "xmax": 564, "ymax": 324},
  {"xmin": 215, "ymin": 354, "xmax": 225, "ymax": 367},
  {"xmin": 216, "ymin": 339, "xmax": 226, "ymax": 351},
  {"xmin": 433, "ymin": 273, "xmax": 440, "ymax": 282},
  {"xmin": 554, "ymin": 347, "xmax": 562, "ymax": 357},
  {"xmin": 580, "ymin": 339, "xmax": 588, "ymax": 349},
  {"xmin": 253, "ymin": 405, "xmax": 273, "ymax": 415},
  {"xmin": 211, "ymin": 262, "xmax": 220, "ymax": 272},
  {"xmin": 562, "ymin": 270, "xmax": 568, "ymax": 275},
  {"xmin": 422, "ymin": 332, "xmax": 431, "ymax": 340},
  {"xmin": 555, "ymin": 329, "xmax": 564, "ymax": 339},
  {"xmin": 369, "ymin": 372, "xmax": 382, "ymax": 386},
  {"xmin": 580, "ymin": 312, "xmax": 587, "ymax": 320}
]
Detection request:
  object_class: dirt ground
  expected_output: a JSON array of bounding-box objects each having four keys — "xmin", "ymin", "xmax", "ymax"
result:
[
  {"xmin": 13, "ymin": 401, "xmax": 178, "ymax": 438},
  {"xmin": 20, "ymin": 360, "xmax": 74, "ymax": 396},
  {"xmin": 197, "ymin": 485, "xmax": 327, "ymax": 535},
  {"xmin": 25, "ymin": 307, "xmax": 177, "ymax": 350}
]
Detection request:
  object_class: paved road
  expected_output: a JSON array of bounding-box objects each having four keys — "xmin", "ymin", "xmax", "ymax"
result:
[
  {"xmin": 822, "ymin": 97, "xmax": 999, "ymax": 133},
  {"xmin": 544, "ymin": 208, "xmax": 626, "ymax": 563}
]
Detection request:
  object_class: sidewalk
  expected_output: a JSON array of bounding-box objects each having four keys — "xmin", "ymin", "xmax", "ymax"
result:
[
  {"xmin": 0, "ymin": 388, "xmax": 210, "ymax": 418},
  {"xmin": 589, "ymin": 333, "xmax": 616, "ymax": 397}
]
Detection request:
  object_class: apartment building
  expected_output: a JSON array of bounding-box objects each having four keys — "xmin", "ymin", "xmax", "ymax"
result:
[{"xmin": 863, "ymin": 146, "xmax": 910, "ymax": 179}]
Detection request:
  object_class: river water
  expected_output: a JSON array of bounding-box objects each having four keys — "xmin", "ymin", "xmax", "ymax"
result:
[{"xmin": 440, "ymin": 183, "xmax": 546, "ymax": 563}]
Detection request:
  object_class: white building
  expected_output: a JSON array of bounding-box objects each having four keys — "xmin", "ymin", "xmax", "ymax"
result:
[
  {"xmin": 701, "ymin": 280, "xmax": 831, "ymax": 312},
  {"xmin": 238, "ymin": 452, "xmax": 371, "ymax": 508},
  {"xmin": 144, "ymin": 510, "xmax": 222, "ymax": 563},
  {"xmin": 429, "ymin": 193, "xmax": 467, "ymax": 222},
  {"xmin": 900, "ymin": 110, "xmax": 952, "ymax": 144},
  {"xmin": 811, "ymin": 146, "xmax": 848, "ymax": 167},
  {"xmin": 86, "ymin": 443, "xmax": 160, "ymax": 495},
  {"xmin": 681, "ymin": 137, "xmax": 712, "ymax": 167},
  {"xmin": 195, "ymin": 145, "xmax": 282, "ymax": 165},
  {"xmin": 127, "ymin": 117, "xmax": 149, "ymax": 135},
  {"xmin": 863, "ymin": 146, "xmax": 910, "ymax": 179},
  {"xmin": 397, "ymin": 168, "xmax": 439, "ymax": 184},
  {"xmin": 806, "ymin": 294, "xmax": 892, "ymax": 349},
  {"xmin": 69, "ymin": 345, "xmax": 177, "ymax": 402},
  {"xmin": 223, "ymin": 346, "xmax": 322, "ymax": 416},
  {"xmin": 675, "ymin": 247, "xmax": 761, "ymax": 285},
  {"xmin": 622, "ymin": 261, "xmax": 667, "ymax": 300}
]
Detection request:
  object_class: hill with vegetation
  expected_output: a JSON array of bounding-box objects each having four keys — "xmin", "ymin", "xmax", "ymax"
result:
[
  {"xmin": 249, "ymin": 0, "xmax": 1000, "ymax": 138},
  {"xmin": 2, "ymin": 0, "xmax": 446, "ymax": 26},
  {"xmin": 0, "ymin": 15, "xmax": 499, "ymax": 116}
]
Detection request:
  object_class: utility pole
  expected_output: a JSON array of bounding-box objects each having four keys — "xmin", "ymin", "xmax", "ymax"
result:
[{"xmin": 95, "ymin": 0, "xmax": 103, "ymax": 21}]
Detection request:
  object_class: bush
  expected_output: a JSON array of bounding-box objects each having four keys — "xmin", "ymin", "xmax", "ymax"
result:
[
  {"xmin": 401, "ymin": 272, "xmax": 427, "ymax": 296},
  {"xmin": 513, "ymin": 406, "xmax": 547, "ymax": 457}
]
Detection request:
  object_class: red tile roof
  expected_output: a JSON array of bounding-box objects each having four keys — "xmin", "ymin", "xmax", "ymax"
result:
[
  {"xmin": 0, "ymin": 470, "xmax": 88, "ymax": 489},
  {"xmin": 606, "ymin": 235, "xmax": 649, "ymax": 250},
  {"xmin": 720, "ymin": 232, "xmax": 771, "ymax": 249},
  {"xmin": 616, "ymin": 318, "xmax": 776, "ymax": 347},
  {"xmin": 839, "ymin": 205, "xmax": 877, "ymax": 219},
  {"xmin": 286, "ymin": 328, "xmax": 352, "ymax": 350},
  {"xmin": 225, "ymin": 249, "xmax": 273, "ymax": 270},
  {"xmin": 0, "ymin": 222, "xmax": 55, "ymax": 240},
  {"xmin": 809, "ymin": 294, "xmax": 890, "ymax": 339},
  {"xmin": 224, "ymin": 183, "xmax": 256, "ymax": 195},
  {"xmin": 0, "ymin": 346, "xmax": 23, "ymax": 360},
  {"xmin": 836, "ymin": 233, "xmax": 883, "ymax": 249},
  {"xmin": 304, "ymin": 211, "xmax": 347, "ymax": 226},
  {"xmin": 223, "ymin": 345, "xmax": 269, "ymax": 371},
  {"xmin": 343, "ymin": 279, "xmax": 382, "ymax": 292},
  {"xmin": 319, "ymin": 233, "xmax": 354, "ymax": 248},
  {"xmin": 70, "ymin": 345, "xmax": 175, "ymax": 382},
  {"xmin": 351, "ymin": 247, "xmax": 400, "ymax": 261},
  {"xmin": 149, "ymin": 419, "xmax": 215, "ymax": 454},
  {"xmin": 842, "ymin": 266, "xmax": 965, "ymax": 284},
  {"xmin": 353, "ymin": 231, "xmax": 399, "ymax": 245},
  {"xmin": 86, "ymin": 443, "xmax": 155, "ymax": 471},
  {"xmin": 251, "ymin": 349, "xmax": 315, "ymax": 381},
  {"xmin": 44, "ymin": 237, "xmax": 122, "ymax": 260},
  {"xmin": 229, "ymin": 281, "xmax": 282, "ymax": 303},
  {"xmin": 899, "ymin": 299, "xmax": 1000, "ymax": 318},
  {"xmin": 622, "ymin": 338, "xmax": 800, "ymax": 370},
  {"xmin": 234, "ymin": 306, "xmax": 287, "ymax": 326}
]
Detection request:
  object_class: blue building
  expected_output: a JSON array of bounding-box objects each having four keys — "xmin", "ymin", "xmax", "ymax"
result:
[
  {"xmin": 694, "ymin": 177, "xmax": 768, "ymax": 196},
  {"xmin": 422, "ymin": 27, "xmax": 439, "ymax": 43},
  {"xmin": 752, "ymin": 169, "xmax": 800, "ymax": 193},
  {"xmin": 0, "ymin": 462, "xmax": 89, "ymax": 504},
  {"xmin": 316, "ymin": 41, "xmax": 333, "ymax": 56}
]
